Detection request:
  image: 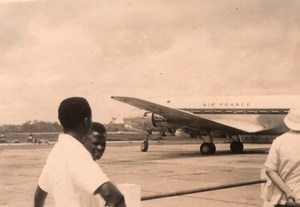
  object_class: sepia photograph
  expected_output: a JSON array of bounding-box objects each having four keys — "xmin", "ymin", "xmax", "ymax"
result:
[{"xmin": 1, "ymin": 0, "xmax": 300, "ymax": 207}]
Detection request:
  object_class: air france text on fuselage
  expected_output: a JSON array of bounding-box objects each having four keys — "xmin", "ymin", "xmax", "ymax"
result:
[{"xmin": 202, "ymin": 102, "xmax": 251, "ymax": 107}]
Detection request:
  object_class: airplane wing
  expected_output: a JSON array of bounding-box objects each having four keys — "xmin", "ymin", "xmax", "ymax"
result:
[{"xmin": 111, "ymin": 96, "xmax": 272, "ymax": 134}]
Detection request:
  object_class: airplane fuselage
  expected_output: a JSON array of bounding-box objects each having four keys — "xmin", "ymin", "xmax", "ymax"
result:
[
  {"xmin": 112, "ymin": 95, "xmax": 300, "ymax": 154},
  {"xmin": 178, "ymin": 107, "xmax": 289, "ymax": 135}
]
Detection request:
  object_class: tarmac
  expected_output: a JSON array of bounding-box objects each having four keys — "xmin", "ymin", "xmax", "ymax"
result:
[{"xmin": 0, "ymin": 140, "xmax": 271, "ymax": 207}]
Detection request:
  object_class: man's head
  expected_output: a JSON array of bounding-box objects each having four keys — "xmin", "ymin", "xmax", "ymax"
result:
[
  {"xmin": 284, "ymin": 108, "xmax": 300, "ymax": 131},
  {"xmin": 84, "ymin": 122, "xmax": 107, "ymax": 160},
  {"xmin": 58, "ymin": 97, "xmax": 92, "ymax": 137}
]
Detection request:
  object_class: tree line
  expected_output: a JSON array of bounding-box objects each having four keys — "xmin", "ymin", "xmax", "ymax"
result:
[
  {"xmin": 0, "ymin": 120, "xmax": 62, "ymax": 134},
  {"xmin": 0, "ymin": 120, "xmax": 126, "ymax": 134}
]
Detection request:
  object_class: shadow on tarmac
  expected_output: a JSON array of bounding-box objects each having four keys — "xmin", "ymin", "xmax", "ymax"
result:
[{"xmin": 164, "ymin": 148, "xmax": 269, "ymax": 159}]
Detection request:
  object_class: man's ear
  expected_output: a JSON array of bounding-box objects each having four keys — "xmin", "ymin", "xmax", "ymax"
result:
[
  {"xmin": 81, "ymin": 117, "xmax": 92, "ymax": 139},
  {"xmin": 83, "ymin": 117, "xmax": 92, "ymax": 130},
  {"xmin": 83, "ymin": 117, "xmax": 89, "ymax": 127}
]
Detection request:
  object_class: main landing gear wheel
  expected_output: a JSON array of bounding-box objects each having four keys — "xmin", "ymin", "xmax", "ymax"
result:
[
  {"xmin": 140, "ymin": 140, "xmax": 149, "ymax": 152},
  {"xmin": 230, "ymin": 141, "xmax": 244, "ymax": 154},
  {"xmin": 210, "ymin": 143, "xmax": 216, "ymax": 154},
  {"xmin": 200, "ymin": 143, "xmax": 216, "ymax": 155}
]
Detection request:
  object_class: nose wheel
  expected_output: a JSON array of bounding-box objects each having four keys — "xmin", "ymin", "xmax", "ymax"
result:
[{"xmin": 140, "ymin": 139, "xmax": 149, "ymax": 152}]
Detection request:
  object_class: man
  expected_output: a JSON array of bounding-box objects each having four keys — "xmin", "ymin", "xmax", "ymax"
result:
[
  {"xmin": 34, "ymin": 97, "xmax": 126, "ymax": 207},
  {"xmin": 84, "ymin": 122, "xmax": 107, "ymax": 161},
  {"xmin": 27, "ymin": 133, "xmax": 33, "ymax": 143},
  {"xmin": 263, "ymin": 108, "xmax": 300, "ymax": 206},
  {"xmin": 83, "ymin": 122, "xmax": 109, "ymax": 207}
]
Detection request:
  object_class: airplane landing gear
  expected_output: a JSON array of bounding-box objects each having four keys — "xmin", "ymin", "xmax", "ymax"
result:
[
  {"xmin": 229, "ymin": 135, "xmax": 244, "ymax": 154},
  {"xmin": 140, "ymin": 135, "xmax": 150, "ymax": 152},
  {"xmin": 200, "ymin": 142, "xmax": 216, "ymax": 155},
  {"xmin": 139, "ymin": 132, "xmax": 164, "ymax": 152},
  {"xmin": 230, "ymin": 141, "xmax": 244, "ymax": 154},
  {"xmin": 140, "ymin": 140, "xmax": 149, "ymax": 152},
  {"xmin": 199, "ymin": 132, "xmax": 216, "ymax": 155}
]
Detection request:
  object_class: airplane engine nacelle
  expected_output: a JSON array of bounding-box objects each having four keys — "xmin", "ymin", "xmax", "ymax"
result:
[
  {"xmin": 175, "ymin": 128, "xmax": 191, "ymax": 138},
  {"xmin": 125, "ymin": 112, "xmax": 171, "ymax": 135},
  {"xmin": 151, "ymin": 113, "xmax": 167, "ymax": 128}
]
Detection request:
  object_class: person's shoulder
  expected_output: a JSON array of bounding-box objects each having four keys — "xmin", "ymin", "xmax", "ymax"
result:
[
  {"xmin": 273, "ymin": 132, "xmax": 289, "ymax": 143},
  {"xmin": 281, "ymin": 131, "xmax": 300, "ymax": 137},
  {"xmin": 274, "ymin": 131, "xmax": 300, "ymax": 142}
]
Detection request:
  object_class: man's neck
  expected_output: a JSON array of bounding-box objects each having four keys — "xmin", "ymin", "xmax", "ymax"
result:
[{"xmin": 64, "ymin": 130, "xmax": 84, "ymax": 143}]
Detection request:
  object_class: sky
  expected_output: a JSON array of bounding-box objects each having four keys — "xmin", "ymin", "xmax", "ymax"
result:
[{"xmin": 0, "ymin": 0, "xmax": 299, "ymax": 125}]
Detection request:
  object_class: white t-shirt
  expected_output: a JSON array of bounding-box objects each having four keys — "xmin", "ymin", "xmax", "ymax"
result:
[
  {"xmin": 263, "ymin": 131, "xmax": 300, "ymax": 205},
  {"xmin": 38, "ymin": 134, "xmax": 109, "ymax": 207}
]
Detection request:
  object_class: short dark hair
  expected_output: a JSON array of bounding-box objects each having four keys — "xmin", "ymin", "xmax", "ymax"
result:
[
  {"xmin": 91, "ymin": 122, "xmax": 106, "ymax": 134},
  {"xmin": 58, "ymin": 97, "xmax": 92, "ymax": 130}
]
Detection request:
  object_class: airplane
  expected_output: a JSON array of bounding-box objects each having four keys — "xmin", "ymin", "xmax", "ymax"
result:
[
  {"xmin": 111, "ymin": 95, "xmax": 300, "ymax": 155},
  {"xmin": 124, "ymin": 111, "xmax": 176, "ymax": 135},
  {"xmin": 123, "ymin": 111, "xmax": 176, "ymax": 150}
]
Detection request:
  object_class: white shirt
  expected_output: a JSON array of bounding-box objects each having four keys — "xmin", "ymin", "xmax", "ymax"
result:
[
  {"xmin": 38, "ymin": 134, "xmax": 109, "ymax": 207},
  {"xmin": 263, "ymin": 131, "xmax": 300, "ymax": 205}
]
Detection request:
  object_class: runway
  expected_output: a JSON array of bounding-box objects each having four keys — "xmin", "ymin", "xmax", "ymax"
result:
[{"xmin": 0, "ymin": 140, "xmax": 271, "ymax": 207}]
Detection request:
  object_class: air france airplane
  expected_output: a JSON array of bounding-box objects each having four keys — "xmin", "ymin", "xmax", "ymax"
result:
[
  {"xmin": 123, "ymin": 111, "xmax": 176, "ymax": 137},
  {"xmin": 111, "ymin": 95, "xmax": 300, "ymax": 155}
]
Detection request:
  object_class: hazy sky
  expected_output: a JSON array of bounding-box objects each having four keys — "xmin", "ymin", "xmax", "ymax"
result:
[{"xmin": 0, "ymin": 0, "xmax": 299, "ymax": 125}]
